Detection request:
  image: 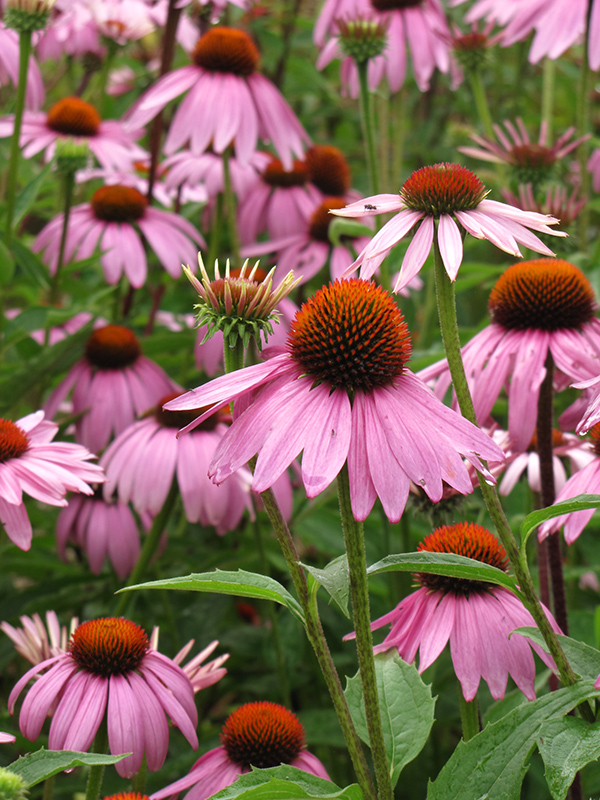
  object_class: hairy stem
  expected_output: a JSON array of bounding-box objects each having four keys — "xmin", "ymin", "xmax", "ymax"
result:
[{"xmin": 5, "ymin": 30, "xmax": 32, "ymax": 242}]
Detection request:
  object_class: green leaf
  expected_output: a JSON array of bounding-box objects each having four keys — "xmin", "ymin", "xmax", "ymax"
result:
[
  {"xmin": 427, "ymin": 682, "xmax": 600, "ymax": 800},
  {"xmin": 118, "ymin": 569, "xmax": 305, "ymax": 624},
  {"xmin": 367, "ymin": 552, "xmax": 518, "ymax": 594},
  {"xmin": 0, "ymin": 232, "xmax": 15, "ymax": 284},
  {"xmin": 10, "ymin": 238, "xmax": 50, "ymax": 289},
  {"xmin": 537, "ymin": 718, "xmax": 600, "ymax": 800},
  {"xmin": 208, "ymin": 765, "xmax": 362, "ymax": 800},
  {"xmin": 7, "ymin": 749, "xmax": 128, "ymax": 787},
  {"xmin": 303, "ymin": 554, "xmax": 350, "ymax": 618},
  {"xmin": 328, "ymin": 218, "xmax": 373, "ymax": 247},
  {"xmin": 516, "ymin": 628, "xmax": 600, "ymax": 680},
  {"xmin": 521, "ymin": 494, "xmax": 600, "ymax": 549},
  {"xmin": 13, "ymin": 162, "xmax": 54, "ymax": 227},
  {"xmin": 345, "ymin": 652, "xmax": 435, "ymax": 787}
]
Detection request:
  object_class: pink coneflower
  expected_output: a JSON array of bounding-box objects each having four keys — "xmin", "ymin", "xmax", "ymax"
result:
[
  {"xmin": 420, "ymin": 259, "xmax": 600, "ymax": 451},
  {"xmin": 101, "ymin": 393, "xmax": 253, "ymax": 534},
  {"xmin": 243, "ymin": 197, "xmax": 373, "ymax": 282},
  {"xmin": 496, "ymin": 428, "xmax": 592, "ymax": 497},
  {"xmin": 0, "ymin": 411, "xmax": 103, "ymax": 551},
  {"xmin": 0, "ymin": 97, "xmax": 146, "ymax": 171},
  {"xmin": 460, "ymin": 119, "xmax": 589, "ymax": 186},
  {"xmin": 168, "ymin": 638, "xmax": 229, "ymax": 695},
  {"xmin": 56, "ymin": 493, "xmax": 143, "ymax": 579},
  {"xmin": 126, "ymin": 27, "xmax": 310, "ymax": 169},
  {"xmin": 89, "ymin": 0, "xmax": 156, "ymax": 45},
  {"xmin": 331, "ymin": 163, "xmax": 565, "ymax": 293},
  {"xmin": 76, "ymin": 166, "xmax": 208, "ymax": 210},
  {"xmin": 33, "ymin": 184, "xmax": 205, "ymax": 288},
  {"xmin": 500, "ymin": 184, "xmax": 586, "ymax": 230},
  {"xmin": 164, "ymin": 279, "xmax": 503, "ymax": 523},
  {"xmin": 365, "ymin": 522, "xmax": 560, "ymax": 700},
  {"xmin": 152, "ymin": 701, "xmax": 329, "ymax": 800},
  {"xmin": 2, "ymin": 611, "xmax": 76, "ymax": 666},
  {"xmin": 9, "ymin": 617, "xmax": 198, "ymax": 778},
  {"xmin": 162, "ymin": 150, "xmax": 266, "ymax": 203},
  {"xmin": 44, "ymin": 325, "xmax": 177, "ymax": 453},
  {"xmin": 0, "ymin": 23, "xmax": 44, "ymax": 109},
  {"xmin": 314, "ymin": 0, "xmax": 451, "ymax": 94},
  {"xmin": 539, "ymin": 424, "xmax": 600, "ymax": 543},
  {"xmin": 35, "ymin": 0, "xmax": 103, "ymax": 61}
]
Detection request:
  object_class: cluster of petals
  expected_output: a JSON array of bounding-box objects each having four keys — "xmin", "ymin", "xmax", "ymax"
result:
[
  {"xmin": 370, "ymin": 584, "xmax": 560, "ymax": 701},
  {"xmin": 164, "ymin": 346, "xmax": 504, "ymax": 524},
  {"xmin": 333, "ymin": 188, "xmax": 564, "ymax": 293},
  {"xmin": 125, "ymin": 30, "xmax": 310, "ymax": 170},
  {"xmin": 100, "ymin": 399, "xmax": 254, "ymax": 535},
  {"xmin": 0, "ymin": 411, "xmax": 104, "ymax": 551},
  {"xmin": 33, "ymin": 193, "xmax": 205, "ymax": 290},
  {"xmin": 1, "ymin": 611, "xmax": 76, "ymax": 666},
  {"xmin": 169, "ymin": 638, "xmax": 229, "ymax": 695},
  {"xmin": 0, "ymin": 24, "xmax": 45, "ymax": 109},
  {"xmin": 8, "ymin": 627, "xmax": 199, "ymax": 778},
  {"xmin": 314, "ymin": 0, "xmax": 451, "ymax": 95}
]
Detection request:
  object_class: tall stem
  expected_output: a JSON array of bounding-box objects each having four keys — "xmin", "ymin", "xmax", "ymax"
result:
[
  {"xmin": 258, "ymin": 486, "xmax": 377, "ymax": 800},
  {"xmin": 468, "ymin": 68, "xmax": 494, "ymax": 139},
  {"xmin": 49, "ymin": 171, "xmax": 75, "ymax": 305},
  {"xmin": 337, "ymin": 464, "xmax": 393, "ymax": 800},
  {"xmin": 458, "ymin": 688, "xmax": 480, "ymax": 742},
  {"xmin": 222, "ymin": 147, "xmax": 240, "ymax": 262},
  {"xmin": 356, "ymin": 60, "xmax": 380, "ymax": 198},
  {"xmin": 114, "ymin": 481, "xmax": 178, "ymax": 617},
  {"xmin": 536, "ymin": 352, "xmax": 569, "ymax": 634},
  {"xmin": 431, "ymin": 230, "xmax": 583, "ymax": 698},
  {"xmin": 5, "ymin": 30, "xmax": 32, "ymax": 242},
  {"xmin": 541, "ymin": 58, "xmax": 555, "ymax": 139},
  {"xmin": 84, "ymin": 721, "xmax": 108, "ymax": 800}
]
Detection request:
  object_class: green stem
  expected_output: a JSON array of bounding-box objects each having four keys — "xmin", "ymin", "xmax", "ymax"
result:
[
  {"xmin": 131, "ymin": 756, "xmax": 147, "ymax": 795},
  {"xmin": 84, "ymin": 722, "xmax": 108, "ymax": 800},
  {"xmin": 467, "ymin": 68, "xmax": 494, "ymax": 139},
  {"xmin": 431, "ymin": 230, "xmax": 587, "ymax": 707},
  {"xmin": 391, "ymin": 89, "xmax": 405, "ymax": 193},
  {"xmin": 337, "ymin": 464, "xmax": 394, "ymax": 800},
  {"xmin": 223, "ymin": 336, "xmax": 245, "ymax": 375},
  {"xmin": 577, "ymin": 2, "xmax": 593, "ymax": 252},
  {"xmin": 42, "ymin": 775, "xmax": 55, "ymax": 800},
  {"xmin": 5, "ymin": 30, "xmax": 32, "ymax": 242},
  {"xmin": 114, "ymin": 480, "xmax": 178, "ymax": 617},
  {"xmin": 207, "ymin": 193, "xmax": 223, "ymax": 273},
  {"xmin": 356, "ymin": 61, "xmax": 383, "ymax": 247},
  {"xmin": 541, "ymin": 58, "xmax": 555, "ymax": 139},
  {"xmin": 377, "ymin": 90, "xmax": 390, "ymax": 192},
  {"xmin": 458, "ymin": 687, "xmax": 480, "ymax": 742},
  {"xmin": 222, "ymin": 147, "xmax": 240, "ymax": 262},
  {"xmin": 258, "ymin": 486, "xmax": 377, "ymax": 800},
  {"xmin": 49, "ymin": 171, "xmax": 75, "ymax": 305}
]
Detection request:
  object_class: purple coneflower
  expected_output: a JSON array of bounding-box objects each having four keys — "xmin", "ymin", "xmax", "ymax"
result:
[
  {"xmin": 420, "ymin": 259, "xmax": 600, "ymax": 451},
  {"xmin": 152, "ymin": 701, "xmax": 328, "ymax": 800},
  {"xmin": 2, "ymin": 611, "xmax": 76, "ymax": 666},
  {"xmin": 44, "ymin": 325, "xmax": 177, "ymax": 453},
  {"xmin": 366, "ymin": 522, "xmax": 560, "ymax": 701},
  {"xmin": 126, "ymin": 27, "xmax": 310, "ymax": 169},
  {"xmin": 101, "ymin": 393, "xmax": 253, "ymax": 535},
  {"xmin": 164, "ymin": 279, "xmax": 503, "ymax": 523},
  {"xmin": 0, "ymin": 411, "xmax": 103, "ymax": 551},
  {"xmin": 33, "ymin": 183, "xmax": 205, "ymax": 288},
  {"xmin": 0, "ymin": 96, "xmax": 146, "ymax": 171},
  {"xmin": 331, "ymin": 162, "xmax": 565, "ymax": 293},
  {"xmin": 9, "ymin": 617, "xmax": 198, "ymax": 778}
]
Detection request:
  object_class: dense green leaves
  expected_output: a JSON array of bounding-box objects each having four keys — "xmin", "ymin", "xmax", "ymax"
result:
[
  {"xmin": 517, "ymin": 628, "xmax": 600, "ymax": 680},
  {"xmin": 537, "ymin": 718, "xmax": 600, "ymax": 800},
  {"xmin": 345, "ymin": 652, "xmax": 435, "ymax": 787},
  {"xmin": 207, "ymin": 766, "xmax": 363, "ymax": 800},
  {"xmin": 7, "ymin": 749, "xmax": 127, "ymax": 787}
]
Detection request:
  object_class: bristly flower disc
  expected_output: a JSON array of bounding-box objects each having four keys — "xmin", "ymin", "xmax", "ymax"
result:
[
  {"xmin": 47, "ymin": 97, "xmax": 101, "ymax": 137},
  {"xmin": 400, "ymin": 163, "xmax": 488, "ymax": 215},
  {"xmin": 192, "ymin": 27, "xmax": 260, "ymax": 76},
  {"xmin": 0, "ymin": 420, "xmax": 30, "ymax": 463},
  {"xmin": 220, "ymin": 702, "xmax": 305, "ymax": 769},
  {"xmin": 91, "ymin": 186, "xmax": 147, "ymax": 223},
  {"xmin": 69, "ymin": 618, "xmax": 149, "ymax": 676},
  {"xmin": 288, "ymin": 278, "xmax": 411, "ymax": 392},
  {"xmin": 85, "ymin": 326, "xmax": 142, "ymax": 369}
]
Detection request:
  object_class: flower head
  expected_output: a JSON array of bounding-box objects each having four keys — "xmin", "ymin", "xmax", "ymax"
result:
[
  {"xmin": 152, "ymin": 702, "xmax": 328, "ymax": 800},
  {"xmin": 419, "ymin": 259, "xmax": 600, "ymax": 450},
  {"xmin": 0, "ymin": 411, "xmax": 103, "ymax": 551},
  {"xmin": 2, "ymin": 611, "xmax": 76, "ymax": 665},
  {"xmin": 305, "ymin": 145, "xmax": 352, "ymax": 196},
  {"xmin": 9, "ymin": 617, "xmax": 198, "ymax": 778},
  {"xmin": 44, "ymin": 325, "xmax": 177, "ymax": 453},
  {"xmin": 164, "ymin": 279, "xmax": 503, "ymax": 522},
  {"xmin": 366, "ymin": 522, "xmax": 560, "ymax": 700},
  {"xmin": 187, "ymin": 256, "xmax": 300, "ymax": 350},
  {"xmin": 332, "ymin": 163, "xmax": 566, "ymax": 292}
]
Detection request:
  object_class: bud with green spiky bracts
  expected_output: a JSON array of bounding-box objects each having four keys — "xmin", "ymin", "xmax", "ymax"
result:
[
  {"xmin": 184, "ymin": 254, "xmax": 300, "ymax": 353},
  {"xmin": 55, "ymin": 139, "xmax": 90, "ymax": 177},
  {"xmin": 337, "ymin": 17, "xmax": 388, "ymax": 64},
  {"xmin": 4, "ymin": 0, "xmax": 56, "ymax": 33},
  {"xmin": 0, "ymin": 767, "xmax": 28, "ymax": 800}
]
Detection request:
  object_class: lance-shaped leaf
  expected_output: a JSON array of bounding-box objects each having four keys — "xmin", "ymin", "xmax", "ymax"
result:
[
  {"xmin": 7, "ymin": 749, "xmax": 128, "ymax": 787},
  {"xmin": 521, "ymin": 494, "xmax": 600, "ymax": 550},
  {"xmin": 303, "ymin": 554, "xmax": 350, "ymax": 618}
]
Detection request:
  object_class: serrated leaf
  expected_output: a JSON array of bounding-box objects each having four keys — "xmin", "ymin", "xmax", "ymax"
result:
[
  {"xmin": 516, "ymin": 628, "xmax": 600, "ymax": 680},
  {"xmin": 209, "ymin": 765, "xmax": 362, "ymax": 800},
  {"xmin": 118, "ymin": 569, "xmax": 305, "ymax": 624},
  {"xmin": 328, "ymin": 218, "xmax": 373, "ymax": 247},
  {"xmin": 13, "ymin": 162, "xmax": 54, "ymax": 226},
  {"xmin": 537, "ymin": 717, "xmax": 600, "ymax": 800},
  {"xmin": 521, "ymin": 495, "xmax": 600, "ymax": 549},
  {"xmin": 427, "ymin": 682, "xmax": 600, "ymax": 800},
  {"xmin": 303, "ymin": 554, "xmax": 350, "ymax": 618},
  {"xmin": 7, "ymin": 749, "xmax": 128, "ymax": 787},
  {"xmin": 345, "ymin": 652, "xmax": 435, "ymax": 787},
  {"xmin": 367, "ymin": 553, "xmax": 518, "ymax": 594}
]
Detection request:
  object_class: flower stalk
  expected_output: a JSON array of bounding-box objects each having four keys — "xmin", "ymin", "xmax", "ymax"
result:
[
  {"xmin": 222, "ymin": 146, "xmax": 240, "ymax": 263},
  {"xmin": 337, "ymin": 463, "xmax": 394, "ymax": 800},
  {"xmin": 458, "ymin": 689, "xmax": 480, "ymax": 742},
  {"xmin": 84, "ymin": 721, "xmax": 108, "ymax": 800}
]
